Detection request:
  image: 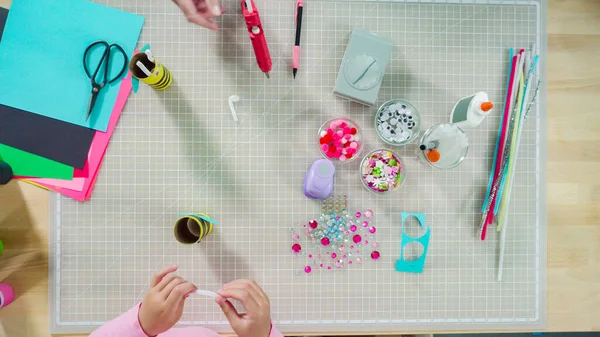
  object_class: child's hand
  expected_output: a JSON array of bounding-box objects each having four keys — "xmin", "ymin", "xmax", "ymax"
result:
[
  {"xmin": 216, "ymin": 280, "xmax": 272, "ymax": 337},
  {"xmin": 138, "ymin": 266, "xmax": 197, "ymax": 336},
  {"xmin": 172, "ymin": 0, "xmax": 223, "ymax": 31}
]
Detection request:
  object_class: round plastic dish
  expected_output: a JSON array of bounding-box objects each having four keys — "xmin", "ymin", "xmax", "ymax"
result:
[
  {"xmin": 417, "ymin": 123, "xmax": 469, "ymax": 170},
  {"xmin": 375, "ymin": 99, "xmax": 421, "ymax": 146},
  {"xmin": 318, "ymin": 117, "xmax": 363, "ymax": 164},
  {"xmin": 360, "ymin": 149, "xmax": 406, "ymax": 194}
]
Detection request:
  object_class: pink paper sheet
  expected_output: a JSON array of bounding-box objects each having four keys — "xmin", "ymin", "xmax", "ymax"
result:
[
  {"xmin": 33, "ymin": 73, "xmax": 132, "ymax": 202},
  {"xmin": 25, "ymin": 177, "xmax": 86, "ymax": 191},
  {"xmin": 74, "ymin": 162, "xmax": 89, "ymax": 178}
]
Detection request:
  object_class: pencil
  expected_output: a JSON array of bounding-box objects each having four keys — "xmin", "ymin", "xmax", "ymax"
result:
[{"xmin": 292, "ymin": 0, "xmax": 304, "ymax": 78}]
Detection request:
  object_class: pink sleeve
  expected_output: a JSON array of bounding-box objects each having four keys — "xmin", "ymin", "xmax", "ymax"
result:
[
  {"xmin": 89, "ymin": 303, "xmax": 149, "ymax": 337},
  {"xmin": 269, "ymin": 324, "xmax": 284, "ymax": 337},
  {"xmin": 88, "ymin": 302, "xmax": 284, "ymax": 337}
]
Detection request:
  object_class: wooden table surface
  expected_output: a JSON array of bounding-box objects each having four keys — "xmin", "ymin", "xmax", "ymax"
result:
[{"xmin": 1, "ymin": 0, "xmax": 599, "ymax": 336}]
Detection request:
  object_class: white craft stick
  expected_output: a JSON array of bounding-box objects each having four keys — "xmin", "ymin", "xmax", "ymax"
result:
[
  {"xmin": 195, "ymin": 290, "xmax": 219, "ymax": 299},
  {"xmin": 136, "ymin": 61, "xmax": 152, "ymax": 77},
  {"xmin": 144, "ymin": 49, "xmax": 155, "ymax": 63},
  {"xmin": 228, "ymin": 95, "xmax": 240, "ymax": 122}
]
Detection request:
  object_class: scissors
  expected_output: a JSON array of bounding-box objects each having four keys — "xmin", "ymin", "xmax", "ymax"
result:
[{"xmin": 83, "ymin": 41, "xmax": 128, "ymax": 121}]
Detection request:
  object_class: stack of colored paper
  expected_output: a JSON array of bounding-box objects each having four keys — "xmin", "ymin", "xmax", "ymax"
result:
[{"xmin": 0, "ymin": 0, "xmax": 144, "ymax": 202}]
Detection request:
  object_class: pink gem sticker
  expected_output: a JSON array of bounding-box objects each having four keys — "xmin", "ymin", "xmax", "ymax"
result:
[
  {"xmin": 369, "ymin": 226, "xmax": 377, "ymax": 234},
  {"xmin": 353, "ymin": 234, "xmax": 362, "ymax": 244},
  {"xmin": 321, "ymin": 237, "xmax": 331, "ymax": 246},
  {"xmin": 350, "ymin": 225, "xmax": 357, "ymax": 232},
  {"xmin": 371, "ymin": 251, "xmax": 381, "ymax": 260},
  {"xmin": 373, "ymin": 242, "xmax": 380, "ymax": 248},
  {"xmin": 331, "ymin": 253, "xmax": 337, "ymax": 259},
  {"xmin": 309, "ymin": 220, "xmax": 318, "ymax": 229},
  {"xmin": 364, "ymin": 209, "xmax": 373, "ymax": 218},
  {"xmin": 292, "ymin": 243, "xmax": 302, "ymax": 253},
  {"xmin": 355, "ymin": 212, "xmax": 362, "ymax": 218},
  {"xmin": 292, "ymin": 233, "xmax": 300, "ymax": 241},
  {"xmin": 304, "ymin": 266, "xmax": 312, "ymax": 274},
  {"xmin": 362, "ymin": 221, "xmax": 369, "ymax": 227}
]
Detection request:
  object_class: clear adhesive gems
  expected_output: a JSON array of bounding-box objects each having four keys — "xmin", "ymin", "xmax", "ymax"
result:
[{"xmin": 290, "ymin": 195, "xmax": 381, "ymax": 275}]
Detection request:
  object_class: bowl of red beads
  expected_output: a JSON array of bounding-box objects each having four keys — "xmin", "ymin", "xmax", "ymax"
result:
[{"xmin": 318, "ymin": 117, "xmax": 363, "ymax": 163}]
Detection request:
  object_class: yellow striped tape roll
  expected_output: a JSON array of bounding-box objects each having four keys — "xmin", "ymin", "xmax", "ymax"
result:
[
  {"xmin": 140, "ymin": 63, "xmax": 173, "ymax": 91},
  {"xmin": 129, "ymin": 52, "xmax": 173, "ymax": 91}
]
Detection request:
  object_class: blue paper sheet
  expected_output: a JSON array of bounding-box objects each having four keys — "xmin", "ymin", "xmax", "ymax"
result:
[{"xmin": 0, "ymin": 0, "xmax": 144, "ymax": 132}]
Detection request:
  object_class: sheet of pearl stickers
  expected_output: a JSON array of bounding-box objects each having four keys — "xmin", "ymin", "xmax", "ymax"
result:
[{"xmin": 49, "ymin": 0, "xmax": 547, "ymax": 334}]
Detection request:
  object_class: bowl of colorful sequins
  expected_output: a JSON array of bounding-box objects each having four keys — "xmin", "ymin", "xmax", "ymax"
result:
[
  {"xmin": 360, "ymin": 149, "xmax": 406, "ymax": 194},
  {"xmin": 318, "ymin": 117, "xmax": 363, "ymax": 163},
  {"xmin": 375, "ymin": 99, "xmax": 421, "ymax": 146}
]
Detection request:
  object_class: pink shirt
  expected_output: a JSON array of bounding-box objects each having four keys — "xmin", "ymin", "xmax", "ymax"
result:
[{"xmin": 89, "ymin": 303, "xmax": 284, "ymax": 337}]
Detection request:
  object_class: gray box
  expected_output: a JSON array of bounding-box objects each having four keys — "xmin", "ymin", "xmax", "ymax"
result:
[{"xmin": 333, "ymin": 28, "xmax": 394, "ymax": 106}]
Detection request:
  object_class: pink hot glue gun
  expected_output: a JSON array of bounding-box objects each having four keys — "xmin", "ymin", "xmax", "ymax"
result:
[{"xmin": 241, "ymin": 0, "xmax": 272, "ymax": 78}]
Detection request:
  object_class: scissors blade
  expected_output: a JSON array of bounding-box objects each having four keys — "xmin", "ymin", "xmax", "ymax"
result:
[{"xmin": 86, "ymin": 86, "xmax": 100, "ymax": 121}]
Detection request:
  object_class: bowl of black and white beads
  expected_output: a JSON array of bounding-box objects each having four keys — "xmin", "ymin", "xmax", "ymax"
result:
[{"xmin": 375, "ymin": 99, "xmax": 421, "ymax": 146}]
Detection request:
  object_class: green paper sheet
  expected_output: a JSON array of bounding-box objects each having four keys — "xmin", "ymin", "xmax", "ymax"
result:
[{"xmin": 0, "ymin": 144, "xmax": 74, "ymax": 179}]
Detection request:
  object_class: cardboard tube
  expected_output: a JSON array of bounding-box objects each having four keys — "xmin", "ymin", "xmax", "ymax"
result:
[
  {"xmin": 174, "ymin": 213, "xmax": 214, "ymax": 245},
  {"xmin": 128, "ymin": 52, "xmax": 173, "ymax": 91}
]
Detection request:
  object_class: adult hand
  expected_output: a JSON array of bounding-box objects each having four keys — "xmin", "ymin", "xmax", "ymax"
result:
[
  {"xmin": 172, "ymin": 0, "xmax": 223, "ymax": 31},
  {"xmin": 138, "ymin": 266, "xmax": 198, "ymax": 336},
  {"xmin": 216, "ymin": 280, "xmax": 272, "ymax": 337}
]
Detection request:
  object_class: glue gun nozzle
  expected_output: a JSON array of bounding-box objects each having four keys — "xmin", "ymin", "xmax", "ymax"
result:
[{"xmin": 265, "ymin": 72, "xmax": 271, "ymax": 79}]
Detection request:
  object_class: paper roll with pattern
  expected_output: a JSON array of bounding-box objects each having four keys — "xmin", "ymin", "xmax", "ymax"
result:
[
  {"xmin": 129, "ymin": 51, "xmax": 173, "ymax": 91},
  {"xmin": 174, "ymin": 213, "xmax": 215, "ymax": 244}
]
